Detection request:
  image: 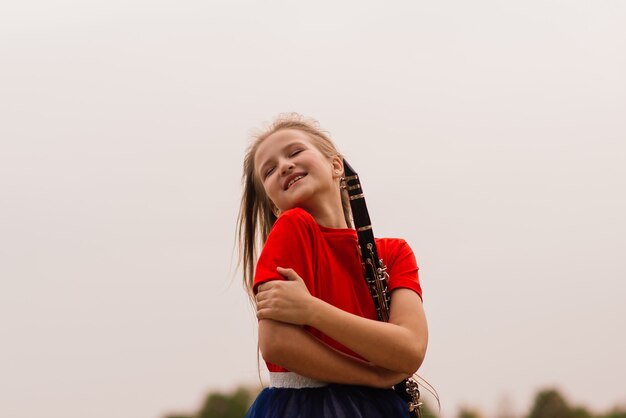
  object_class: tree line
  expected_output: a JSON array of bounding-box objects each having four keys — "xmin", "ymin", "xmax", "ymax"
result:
[{"xmin": 163, "ymin": 386, "xmax": 626, "ymax": 418}]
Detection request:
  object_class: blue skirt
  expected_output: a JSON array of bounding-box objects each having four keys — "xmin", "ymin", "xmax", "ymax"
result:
[{"xmin": 245, "ymin": 384, "xmax": 410, "ymax": 418}]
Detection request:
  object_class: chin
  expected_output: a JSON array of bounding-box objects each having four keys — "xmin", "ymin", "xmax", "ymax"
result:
[{"xmin": 282, "ymin": 190, "xmax": 314, "ymax": 210}]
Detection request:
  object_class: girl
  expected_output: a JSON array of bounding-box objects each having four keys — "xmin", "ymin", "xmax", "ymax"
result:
[{"xmin": 237, "ymin": 114, "xmax": 428, "ymax": 418}]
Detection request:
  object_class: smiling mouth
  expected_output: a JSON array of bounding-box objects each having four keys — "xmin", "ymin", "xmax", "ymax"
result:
[{"xmin": 286, "ymin": 174, "xmax": 307, "ymax": 190}]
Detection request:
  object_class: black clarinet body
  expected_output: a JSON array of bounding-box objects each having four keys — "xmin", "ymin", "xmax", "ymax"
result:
[{"xmin": 342, "ymin": 159, "xmax": 423, "ymax": 418}]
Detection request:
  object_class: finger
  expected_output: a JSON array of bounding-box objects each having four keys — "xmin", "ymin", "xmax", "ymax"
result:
[
  {"xmin": 256, "ymin": 297, "xmax": 275, "ymax": 311},
  {"xmin": 277, "ymin": 266, "xmax": 304, "ymax": 283},
  {"xmin": 256, "ymin": 308, "xmax": 274, "ymax": 320},
  {"xmin": 255, "ymin": 287, "xmax": 269, "ymax": 298},
  {"xmin": 255, "ymin": 293, "xmax": 272, "ymax": 306},
  {"xmin": 257, "ymin": 282, "xmax": 271, "ymax": 292},
  {"xmin": 257, "ymin": 280, "xmax": 279, "ymax": 293},
  {"xmin": 277, "ymin": 267, "xmax": 298, "ymax": 280},
  {"xmin": 276, "ymin": 266, "xmax": 292, "ymax": 276}
]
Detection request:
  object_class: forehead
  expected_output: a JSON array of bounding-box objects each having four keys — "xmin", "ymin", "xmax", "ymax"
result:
[{"xmin": 254, "ymin": 129, "xmax": 315, "ymax": 167}]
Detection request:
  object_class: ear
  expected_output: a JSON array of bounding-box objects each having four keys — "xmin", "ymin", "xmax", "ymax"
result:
[{"xmin": 331, "ymin": 156, "xmax": 344, "ymax": 179}]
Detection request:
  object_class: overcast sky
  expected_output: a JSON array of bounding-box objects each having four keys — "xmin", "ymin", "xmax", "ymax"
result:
[{"xmin": 1, "ymin": 1, "xmax": 625, "ymax": 418}]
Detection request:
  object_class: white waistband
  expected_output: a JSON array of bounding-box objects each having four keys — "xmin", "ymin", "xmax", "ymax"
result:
[{"xmin": 269, "ymin": 372, "xmax": 328, "ymax": 388}]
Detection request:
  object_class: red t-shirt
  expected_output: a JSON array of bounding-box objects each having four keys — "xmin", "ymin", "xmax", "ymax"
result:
[{"xmin": 253, "ymin": 207, "xmax": 422, "ymax": 373}]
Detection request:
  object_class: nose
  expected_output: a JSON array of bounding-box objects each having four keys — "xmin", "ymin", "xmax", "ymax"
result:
[{"xmin": 279, "ymin": 159, "xmax": 295, "ymax": 175}]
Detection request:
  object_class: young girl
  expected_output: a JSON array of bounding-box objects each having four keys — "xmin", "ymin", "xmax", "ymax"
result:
[{"xmin": 237, "ymin": 114, "xmax": 428, "ymax": 418}]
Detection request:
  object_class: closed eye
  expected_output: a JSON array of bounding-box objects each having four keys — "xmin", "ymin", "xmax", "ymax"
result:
[
  {"xmin": 264, "ymin": 167, "xmax": 275, "ymax": 178},
  {"xmin": 263, "ymin": 148, "xmax": 303, "ymax": 179}
]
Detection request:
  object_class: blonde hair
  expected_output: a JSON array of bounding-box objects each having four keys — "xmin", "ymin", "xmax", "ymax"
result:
[{"xmin": 236, "ymin": 113, "xmax": 352, "ymax": 297}]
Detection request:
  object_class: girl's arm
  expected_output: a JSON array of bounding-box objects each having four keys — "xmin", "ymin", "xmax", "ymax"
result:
[
  {"xmin": 259, "ymin": 318, "xmax": 409, "ymax": 388},
  {"xmin": 257, "ymin": 268, "xmax": 428, "ymax": 375},
  {"xmin": 308, "ymin": 288, "xmax": 427, "ymax": 375}
]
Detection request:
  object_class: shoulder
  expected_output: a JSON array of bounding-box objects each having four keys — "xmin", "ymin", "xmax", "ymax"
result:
[
  {"xmin": 264, "ymin": 207, "xmax": 320, "ymax": 245},
  {"xmin": 270, "ymin": 207, "xmax": 318, "ymax": 236},
  {"xmin": 375, "ymin": 238, "xmax": 414, "ymax": 259},
  {"xmin": 254, "ymin": 208, "xmax": 320, "ymax": 293},
  {"xmin": 376, "ymin": 237, "xmax": 422, "ymax": 299},
  {"xmin": 276, "ymin": 207, "xmax": 317, "ymax": 225},
  {"xmin": 375, "ymin": 238, "xmax": 418, "ymax": 274}
]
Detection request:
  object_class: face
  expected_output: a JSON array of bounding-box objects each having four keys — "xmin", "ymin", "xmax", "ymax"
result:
[{"xmin": 254, "ymin": 129, "xmax": 342, "ymax": 214}]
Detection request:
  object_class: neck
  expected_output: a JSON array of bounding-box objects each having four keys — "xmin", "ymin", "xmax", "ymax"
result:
[
  {"xmin": 309, "ymin": 208, "xmax": 348, "ymax": 229},
  {"xmin": 301, "ymin": 191, "xmax": 348, "ymax": 229}
]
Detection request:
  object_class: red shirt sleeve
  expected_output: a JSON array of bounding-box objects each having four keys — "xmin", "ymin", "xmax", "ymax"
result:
[
  {"xmin": 252, "ymin": 208, "xmax": 317, "ymax": 295},
  {"xmin": 380, "ymin": 239, "xmax": 423, "ymax": 301}
]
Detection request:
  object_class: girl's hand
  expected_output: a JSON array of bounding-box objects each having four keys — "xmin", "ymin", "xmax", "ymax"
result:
[{"xmin": 256, "ymin": 267, "xmax": 315, "ymax": 325}]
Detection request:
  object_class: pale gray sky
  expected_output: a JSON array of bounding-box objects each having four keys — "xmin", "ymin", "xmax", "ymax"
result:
[{"xmin": 1, "ymin": 1, "xmax": 625, "ymax": 418}]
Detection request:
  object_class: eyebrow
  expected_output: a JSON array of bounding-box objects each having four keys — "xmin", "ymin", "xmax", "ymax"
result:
[{"xmin": 258, "ymin": 141, "xmax": 307, "ymax": 176}]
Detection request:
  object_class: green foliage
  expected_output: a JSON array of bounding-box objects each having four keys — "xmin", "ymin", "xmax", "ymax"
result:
[
  {"xmin": 163, "ymin": 385, "xmax": 626, "ymax": 418},
  {"xmin": 527, "ymin": 389, "xmax": 572, "ymax": 418},
  {"xmin": 526, "ymin": 389, "xmax": 598, "ymax": 418},
  {"xmin": 457, "ymin": 407, "xmax": 485, "ymax": 418},
  {"xmin": 571, "ymin": 406, "xmax": 594, "ymax": 418},
  {"xmin": 418, "ymin": 401, "xmax": 438, "ymax": 418},
  {"xmin": 600, "ymin": 409, "xmax": 626, "ymax": 418},
  {"xmin": 163, "ymin": 386, "xmax": 258, "ymax": 418},
  {"xmin": 197, "ymin": 387, "xmax": 253, "ymax": 418}
]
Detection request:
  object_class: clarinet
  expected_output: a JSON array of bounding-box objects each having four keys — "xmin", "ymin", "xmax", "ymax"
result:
[{"xmin": 342, "ymin": 159, "xmax": 423, "ymax": 418}]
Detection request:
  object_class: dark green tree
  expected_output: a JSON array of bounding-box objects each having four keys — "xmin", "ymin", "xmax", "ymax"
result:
[
  {"xmin": 600, "ymin": 409, "xmax": 626, "ymax": 418},
  {"xmin": 163, "ymin": 386, "xmax": 258, "ymax": 418},
  {"xmin": 570, "ymin": 406, "xmax": 593, "ymax": 418},
  {"xmin": 418, "ymin": 401, "xmax": 438, "ymax": 418},
  {"xmin": 527, "ymin": 389, "xmax": 570, "ymax": 418},
  {"xmin": 527, "ymin": 388, "xmax": 591, "ymax": 418},
  {"xmin": 196, "ymin": 387, "xmax": 252, "ymax": 418},
  {"xmin": 457, "ymin": 407, "xmax": 485, "ymax": 418}
]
